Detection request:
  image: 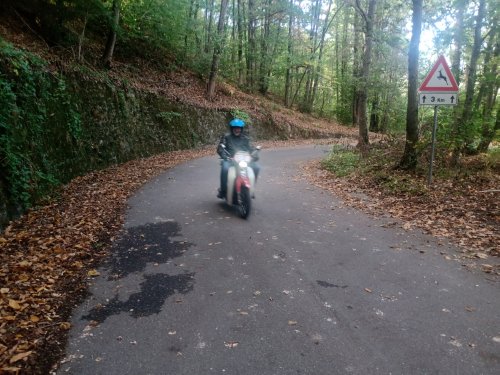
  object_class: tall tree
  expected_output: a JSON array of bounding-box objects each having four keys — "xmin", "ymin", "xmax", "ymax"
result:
[
  {"xmin": 205, "ymin": 0, "xmax": 216, "ymax": 53},
  {"xmin": 309, "ymin": 0, "xmax": 338, "ymax": 113},
  {"xmin": 285, "ymin": 0, "xmax": 295, "ymax": 107},
  {"xmin": 207, "ymin": 0, "xmax": 230, "ymax": 100},
  {"xmin": 399, "ymin": 0, "xmax": 422, "ymax": 170},
  {"xmin": 247, "ymin": 0, "xmax": 257, "ymax": 91},
  {"xmin": 477, "ymin": 24, "xmax": 499, "ymax": 152},
  {"xmin": 354, "ymin": 0, "xmax": 376, "ymax": 147},
  {"xmin": 101, "ymin": 0, "xmax": 121, "ymax": 68},
  {"xmin": 351, "ymin": 9, "xmax": 362, "ymax": 126},
  {"xmin": 454, "ymin": 0, "xmax": 486, "ymax": 157},
  {"xmin": 302, "ymin": 0, "xmax": 322, "ymax": 112},
  {"xmin": 237, "ymin": 0, "xmax": 245, "ymax": 85},
  {"xmin": 448, "ymin": 0, "xmax": 468, "ymax": 163},
  {"xmin": 258, "ymin": 0, "xmax": 272, "ymax": 94}
]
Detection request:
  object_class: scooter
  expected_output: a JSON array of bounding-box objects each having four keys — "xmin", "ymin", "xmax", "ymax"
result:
[{"xmin": 219, "ymin": 144, "xmax": 260, "ymax": 219}]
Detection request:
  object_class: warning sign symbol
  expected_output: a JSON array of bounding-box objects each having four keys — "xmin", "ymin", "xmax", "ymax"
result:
[{"xmin": 419, "ymin": 55, "xmax": 459, "ymax": 92}]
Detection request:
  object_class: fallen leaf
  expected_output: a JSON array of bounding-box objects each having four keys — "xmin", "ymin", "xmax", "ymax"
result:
[
  {"xmin": 8, "ymin": 300, "xmax": 21, "ymax": 310},
  {"xmin": 9, "ymin": 351, "xmax": 32, "ymax": 364},
  {"xmin": 59, "ymin": 322, "xmax": 72, "ymax": 330},
  {"xmin": 481, "ymin": 264, "xmax": 493, "ymax": 273},
  {"xmin": 87, "ymin": 269, "xmax": 100, "ymax": 277},
  {"xmin": 288, "ymin": 320, "xmax": 298, "ymax": 326}
]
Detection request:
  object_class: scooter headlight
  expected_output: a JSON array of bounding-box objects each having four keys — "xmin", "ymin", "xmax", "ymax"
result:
[{"xmin": 239, "ymin": 161, "xmax": 248, "ymax": 168}]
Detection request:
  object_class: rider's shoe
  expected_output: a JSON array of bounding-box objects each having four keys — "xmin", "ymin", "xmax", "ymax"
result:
[{"xmin": 217, "ymin": 189, "xmax": 225, "ymax": 199}]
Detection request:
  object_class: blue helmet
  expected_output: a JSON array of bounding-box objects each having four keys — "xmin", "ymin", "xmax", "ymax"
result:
[{"xmin": 229, "ymin": 118, "xmax": 245, "ymax": 128}]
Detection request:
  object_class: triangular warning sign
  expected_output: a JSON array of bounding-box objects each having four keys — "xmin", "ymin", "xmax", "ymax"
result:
[{"xmin": 419, "ymin": 55, "xmax": 459, "ymax": 92}]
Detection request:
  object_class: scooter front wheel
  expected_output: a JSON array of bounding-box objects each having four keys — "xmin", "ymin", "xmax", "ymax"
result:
[{"xmin": 238, "ymin": 186, "xmax": 251, "ymax": 219}]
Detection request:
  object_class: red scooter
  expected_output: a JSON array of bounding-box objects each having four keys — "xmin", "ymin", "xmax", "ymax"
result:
[{"xmin": 219, "ymin": 144, "xmax": 260, "ymax": 219}]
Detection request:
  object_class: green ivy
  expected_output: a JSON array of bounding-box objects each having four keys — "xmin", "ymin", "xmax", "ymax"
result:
[
  {"xmin": 157, "ymin": 111, "xmax": 181, "ymax": 123},
  {"xmin": 0, "ymin": 39, "xmax": 81, "ymax": 211}
]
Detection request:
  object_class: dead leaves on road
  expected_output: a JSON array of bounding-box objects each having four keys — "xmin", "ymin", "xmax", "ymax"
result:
[{"xmin": 0, "ymin": 148, "xmax": 213, "ymax": 373}]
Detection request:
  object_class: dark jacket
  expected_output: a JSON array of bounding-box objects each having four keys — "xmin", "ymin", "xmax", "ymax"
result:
[{"xmin": 217, "ymin": 132, "xmax": 254, "ymax": 158}]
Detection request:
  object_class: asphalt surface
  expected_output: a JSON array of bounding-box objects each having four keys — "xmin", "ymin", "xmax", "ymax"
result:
[{"xmin": 57, "ymin": 145, "xmax": 500, "ymax": 375}]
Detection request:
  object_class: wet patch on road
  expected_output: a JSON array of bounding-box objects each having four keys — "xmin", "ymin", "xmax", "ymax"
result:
[
  {"xmin": 81, "ymin": 221, "xmax": 196, "ymax": 323},
  {"xmin": 82, "ymin": 272, "xmax": 195, "ymax": 323},
  {"xmin": 103, "ymin": 221, "xmax": 193, "ymax": 278},
  {"xmin": 317, "ymin": 280, "xmax": 348, "ymax": 289}
]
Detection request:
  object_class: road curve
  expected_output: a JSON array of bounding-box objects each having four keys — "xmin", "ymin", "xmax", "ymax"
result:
[{"xmin": 57, "ymin": 145, "xmax": 500, "ymax": 375}]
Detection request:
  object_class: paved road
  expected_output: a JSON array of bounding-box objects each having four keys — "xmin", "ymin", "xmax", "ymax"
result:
[{"xmin": 58, "ymin": 145, "xmax": 500, "ymax": 374}]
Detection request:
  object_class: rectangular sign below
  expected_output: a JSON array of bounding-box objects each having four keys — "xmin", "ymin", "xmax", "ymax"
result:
[{"xmin": 419, "ymin": 92, "xmax": 458, "ymax": 106}]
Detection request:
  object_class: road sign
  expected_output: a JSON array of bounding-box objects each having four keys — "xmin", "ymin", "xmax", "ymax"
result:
[
  {"xmin": 418, "ymin": 56, "xmax": 460, "ymax": 186},
  {"xmin": 419, "ymin": 92, "xmax": 458, "ymax": 106},
  {"xmin": 419, "ymin": 55, "xmax": 459, "ymax": 92}
]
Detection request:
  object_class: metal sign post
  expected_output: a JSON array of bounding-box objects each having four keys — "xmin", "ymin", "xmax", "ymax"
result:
[
  {"xmin": 418, "ymin": 56, "xmax": 459, "ymax": 186},
  {"xmin": 428, "ymin": 106, "xmax": 438, "ymax": 185}
]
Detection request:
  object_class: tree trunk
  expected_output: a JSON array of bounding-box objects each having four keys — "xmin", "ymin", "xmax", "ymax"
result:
[
  {"xmin": 285, "ymin": 0, "xmax": 294, "ymax": 107},
  {"xmin": 352, "ymin": 10, "xmax": 361, "ymax": 126},
  {"xmin": 477, "ymin": 31, "xmax": 499, "ymax": 152},
  {"xmin": 207, "ymin": 0, "xmax": 229, "ymax": 100},
  {"xmin": 453, "ymin": 0, "xmax": 486, "ymax": 159},
  {"xmin": 301, "ymin": 0, "xmax": 321, "ymax": 112},
  {"xmin": 237, "ymin": 0, "xmax": 244, "ymax": 85},
  {"xmin": 205, "ymin": 0, "xmax": 215, "ymax": 53},
  {"xmin": 101, "ymin": 0, "xmax": 121, "ymax": 68},
  {"xmin": 258, "ymin": 0, "xmax": 271, "ymax": 95},
  {"xmin": 369, "ymin": 95, "xmax": 379, "ymax": 132},
  {"xmin": 310, "ymin": 0, "xmax": 337, "ymax": 113},
  {"xmin": 399, "ymin": 0, "xmax": 422, "ymax": 170},
  {"xmin": 247, "ymin": 0, "xmax": 257, "ymax": 91},
  {"xmin": 340, "ymin": 7, "xmax": 350, "ymax": 121},
  {"xmin": 449, "ymin": 0, "xmax": 467, "ymax": 164},
  {"xmin": 183, "ymin": 0, "xmax": 197, "ymax": 64},
  {"xmin": 355, "ymin": 0, "xmax": 376, "ymax": 148}
]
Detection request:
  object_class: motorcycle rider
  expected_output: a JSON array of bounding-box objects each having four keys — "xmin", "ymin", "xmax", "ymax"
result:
[{"xmin": 217, "ymin": 118, "xmax": 260, "ymax": 199}]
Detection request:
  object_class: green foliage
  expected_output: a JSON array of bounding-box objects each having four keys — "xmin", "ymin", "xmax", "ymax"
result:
[
  {"xmin": 156, "ymin": 111, "xmax": 181, "ymax": 123},
  {"xmin": 485, "ymin": 145, "xmax": 500, "ymax": 167},
  {"xmin": 119, "ymin": 0, "xmax": 189, "ymax": 63},
  {"xmin": 0, "ymin": 39, "xmax": 81, "ymax": 209},
  {"xmin": 321, "ymin": 146, "xmax": 360, "ymax": 177},
  {"xmin": 230, "ymin": 109, "xmax": 251, "ymax": 123}
]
